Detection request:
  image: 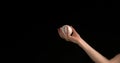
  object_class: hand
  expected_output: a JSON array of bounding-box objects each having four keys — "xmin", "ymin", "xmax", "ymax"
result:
[{"xmin": 58, "ymin": 26, "xmax": 82, "ymax": 44}]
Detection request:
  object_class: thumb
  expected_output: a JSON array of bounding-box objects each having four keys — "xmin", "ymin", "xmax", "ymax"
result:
[{"xmin": 70, "ymin": 26, "xmax": 78, "ymax": 36}]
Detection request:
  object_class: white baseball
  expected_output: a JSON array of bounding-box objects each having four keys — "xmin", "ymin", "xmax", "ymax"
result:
[{"xmin": 61, "ymin": 25, "xmax": 72, "ymax": 35}]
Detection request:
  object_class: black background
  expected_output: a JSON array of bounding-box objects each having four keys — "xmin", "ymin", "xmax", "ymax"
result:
[
  {"xmin": 1, "ymin": 1, "xmax": 119, "ymax": 63},
  {"xmin": 22, "ymin": 10, "xmax": 119, "ymax": 63}
]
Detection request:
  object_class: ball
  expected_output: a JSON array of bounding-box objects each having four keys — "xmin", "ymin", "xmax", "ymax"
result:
[{"xmin": 61, "ymin": 25, "xmax": 72, "ymax": 35}]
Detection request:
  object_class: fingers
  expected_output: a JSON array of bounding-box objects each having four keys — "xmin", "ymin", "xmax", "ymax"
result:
[
  {"xmin": 58, "ymin": 25, "xmax": 78, "ymax": 41},
  {"xmin": 57, "ymin": 27, "xmax": 69, "ymax": 41},
  {"xmin": 66, "ymin": 26, "xmax": 69, "ymax": 37},
  {"xmin": 58, "ymin": 28, "xmax": 63, "ymax": 38},
  {"xmin": 66, "ymin": 26, "xmax": 71, "ymax": 41},
  {"xmin": 58, "ymin": 28, "xmax": 66, "ymax": 39},
  {"xmin": 60, "ymin": 27, "xmax": 69, "ymax": 41},
  {"xmin": 58, "ymin": 25, "xmax": 81, "ymax": 43}
]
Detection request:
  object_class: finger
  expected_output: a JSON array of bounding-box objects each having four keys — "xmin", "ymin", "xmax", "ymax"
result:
[
  {"xmin": 58, "ymin": 29, "xmax": 64, "ymax": 39},
  {"xmin": 66, "ymin": 26, "xmax": 69, "ymax": 37},
  {"xmin": 66, "ymin": 27, "xmax": 70, "ymax": 41},
  {"xmin": 60, "ymin": 28, "xmax": 67, "ymax": 38},
  {"xmin": 60, "ymin": 28, "xmax": 69, "ymax": 41},
  {"xmin": 58, "ymin": 28, "xmax": 64, "ymax": 38}
]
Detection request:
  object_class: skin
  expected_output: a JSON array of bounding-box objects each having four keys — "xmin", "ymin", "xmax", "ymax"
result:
[{"xmin": 58, "ymin": 26, "xmax": 120, "ymax": 63}]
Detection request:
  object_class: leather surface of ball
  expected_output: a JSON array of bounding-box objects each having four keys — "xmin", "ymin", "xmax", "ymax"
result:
[{"xmin": 61, "ymin": 25, "xmax": 72, "ymax": 35}]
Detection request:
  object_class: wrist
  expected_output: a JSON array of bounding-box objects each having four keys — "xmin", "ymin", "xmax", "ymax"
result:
[{"xmin": 76, "ymin": 38, "xmax": 86, "ymax": 45}]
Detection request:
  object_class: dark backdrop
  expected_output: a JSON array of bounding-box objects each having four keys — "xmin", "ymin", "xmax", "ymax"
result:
[
  {"xmin": 21, "ymin": 10, "xmax": 120, "ymax": 63},
  {"xmin": 0, "ymin": 1, "xmax": 115, "ymax": 63},
  {"xmin": 22, "ymin": 1, "xmax": 116, "ymax": 63}
]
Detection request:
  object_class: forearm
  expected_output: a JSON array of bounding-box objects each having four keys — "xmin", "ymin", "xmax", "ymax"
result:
[
  {"xmin": 110, "ymin": 54, "xmax": 120, "ymax": 63},
  {"xmin": 77, "ymin": 39, "xmax": 109, "ymax": 63}
]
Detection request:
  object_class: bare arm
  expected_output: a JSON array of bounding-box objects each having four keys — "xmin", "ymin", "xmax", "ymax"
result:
[
  {"xmin": 77, "ymin": 38, "xmax": 109, "ymax": 63},
  {"xmin": 58, "ymin": 26, "xmax": 109, "ymax": 63},
  {"xmin": 78, "ymin": 38, "xmax": 120, "ymax": 63},
  {"xmin": 110, "ymin": 54, "xmax": 120, "ymax": 63},
  {"xmin": 58, "ymin": 25, "xmax": 119, "ymax": 63}
]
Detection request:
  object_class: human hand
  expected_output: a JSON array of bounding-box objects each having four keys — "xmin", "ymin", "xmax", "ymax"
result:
[{"xmin": 58, "ymin": 26, "xmax": 82, "ymax": 44}]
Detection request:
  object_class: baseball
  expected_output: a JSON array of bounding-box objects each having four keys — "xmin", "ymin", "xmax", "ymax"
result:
[{"xmin": 61, "ymin": 25, "xmax": 73, "ymax": 35}]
